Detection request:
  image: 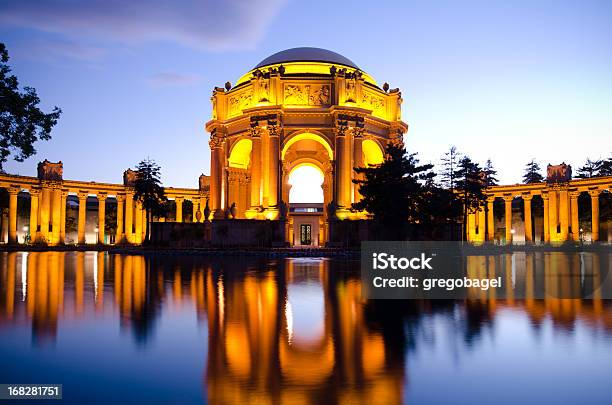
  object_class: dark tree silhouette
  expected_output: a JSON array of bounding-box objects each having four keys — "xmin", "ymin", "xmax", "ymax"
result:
[
  {"xmin": 352, "ymin": 143, "xmax": 434, "ymax": 240},
  {"xmin": 599, "ymin": 157, "xmax": 612, "ymax": 176},
  {"xmin": 455, "ymin": 156, "xmax": 486, "ymax": 240},
  {"xmin": 133, "ymin": 158, "xmax": 167, "ymax": 243},
  {"xmin": 575, "ymin": 158, "xmax": 602, "ymax": 178},
  {"xmin": 482, "ymin": 159, "xmax": 498, "ymax": 187},
  {"xmin": 439, "ymin": 146, "xmax": 460, "ymax": 190},
  {"xmin": 0, "ymin": 43, "xmax": 61, "ymax": 170},
  {"xmin": 523, "ymin": 159, "xmax": 544, "ymax": 183}
]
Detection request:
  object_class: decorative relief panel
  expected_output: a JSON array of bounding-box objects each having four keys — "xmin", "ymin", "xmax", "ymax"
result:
[
  {"xmin": 283, "ymin": 84, "xmax": 330, "ymax": 106},
  {"xmin": 361, "ymin": 90, "xmax": 386, "ymax": 118},
  {"xmin": 228, "ymin": 88, "xmax": 253, "ymax": 117}
]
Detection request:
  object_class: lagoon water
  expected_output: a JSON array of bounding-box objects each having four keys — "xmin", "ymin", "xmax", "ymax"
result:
[{"xmin": 0, "ymin": 251, "xmax": 611, "ymax": 404}]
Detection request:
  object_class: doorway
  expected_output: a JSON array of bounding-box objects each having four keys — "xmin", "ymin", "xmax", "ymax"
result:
[{"xmin": 300, "ymin": 224, "xmax": 312, "ymax": 245}]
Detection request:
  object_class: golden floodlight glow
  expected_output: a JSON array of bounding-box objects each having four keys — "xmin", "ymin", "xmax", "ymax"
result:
[
  {"xmin": 228, "ymin": 138, "xmax": 253, "ymax": 169},
  {"xmin": 362, "ymin": 139, "xmax": 384, "ymax": 167},
  {"xmin": 236, "ymin": 61, "xmax": 378, "ymax": 86},
  {"xmin": 288, "ymin": 164, "xmax": 324, "ymax": 204},
  {"xmin": 281, "ymin": 133, "xmax": 333, "ymax": 160}
]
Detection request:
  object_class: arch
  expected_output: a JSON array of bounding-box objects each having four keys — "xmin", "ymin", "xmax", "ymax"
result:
[
  {"xmin": 288, "ymin": 163, "xmax": 324, "ymax": 204},
  {"xmin": 282, "ymin": 131, "xmax": 333, "ymax": 161},
  {"xmin": 228, "ymin": 139, "xmax": 252, "ymax": 169},
  {"xmin": 362, "ymin": 139, "xmax": 384, "ymax": 167}
]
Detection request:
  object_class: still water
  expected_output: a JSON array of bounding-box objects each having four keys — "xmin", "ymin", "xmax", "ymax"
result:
[{"xmin": 0, "ymin": 251, "xmax": 611, "ymax": 404}]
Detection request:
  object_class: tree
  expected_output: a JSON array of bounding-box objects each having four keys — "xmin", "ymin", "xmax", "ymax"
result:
[
  {"xmin": 575, "ymin": 158, "xmax": 602, "ymax": 178},
  {"xmin": 352, "ymin": 143, "xmax": 434, "ymax": 240},
  {"xmin": 0, "ymin": 43, "xmax": 61, "ymax": 170},
  {"xmin": 439, "ymin": 146, "xmax": 460, "ymax": 190},
  {"xmin": 133, "ymin": 158, "xmax": 167, "ymax": 243},
  {"xmin": 600, "ymin": 157, "xmax": 612, "ymax": 176},
  {"xmin": 482, "ymin": 159, "xmax": 498, "ymax": 187},
  {"xmin": 455, "ymin": 156, "xmax": 487, "ymax": 240},
  {"xmin": 523, "ymin": 159, "xmax": 544, "ymax": 183}
]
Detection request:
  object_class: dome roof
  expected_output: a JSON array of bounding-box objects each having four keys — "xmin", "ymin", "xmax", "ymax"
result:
[{"xmin": 254, "ymin": 47, "xmax": 359, "ymax": 70}]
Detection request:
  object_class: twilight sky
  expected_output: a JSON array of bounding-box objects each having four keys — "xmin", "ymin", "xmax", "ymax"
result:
[{"xmin": 0, "ymin": 0, "xmax": 610, "ymax": 187}]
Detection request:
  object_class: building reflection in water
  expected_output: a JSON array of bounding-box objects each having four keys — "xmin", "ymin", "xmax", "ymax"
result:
[{"xmin": 0, "ymin": 251, "xmax": 611, "ymax": 403}]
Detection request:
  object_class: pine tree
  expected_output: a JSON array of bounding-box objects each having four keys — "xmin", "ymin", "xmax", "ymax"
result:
[
  {"xmin": 455, "ymin": 156, "xmax": 486, "ymax": 240},
  {"xmin": 133, "ymin": 158, "xmax": 167, "ymax": 243},
  {"xmin": 440, "ymin": 146, "xmax": 460, "ymax": 190},
  {"xmin": 483, "ymin": 159, "xmax": 498, "ymax": 187},
  {"xmin": 523, "ymin": 159, "xmax": 544, "ymax": 183},
  {"xmin": 353, "ymin": 143, "xmax": 434, "ymax": 240},
  {"xmin": 597, "ymin": 157, "xmax": 612, "ymax": 177},
  {"xmin": 575, "ymin": 158, "xmax": 602, "ymax": 178}
]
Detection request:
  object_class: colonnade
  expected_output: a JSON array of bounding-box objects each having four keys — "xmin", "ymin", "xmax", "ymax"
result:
[
  {"xmin": 467, "ymin": 176, "xmax": 611, "ymax": 243},
  {"xmin": 0, "ymin": 162, "xmax": 208, "ymax": 245}
]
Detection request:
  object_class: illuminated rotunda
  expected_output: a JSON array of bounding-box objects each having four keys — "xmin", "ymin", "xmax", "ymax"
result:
[{"xmin": 205, "ymin": 47, "xmax": 408, "ymax": 245}]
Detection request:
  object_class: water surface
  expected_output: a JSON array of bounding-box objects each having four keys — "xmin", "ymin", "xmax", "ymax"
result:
[{"xmin": 0, "ymin": 252, "xmax": 611, "ymax": 404}]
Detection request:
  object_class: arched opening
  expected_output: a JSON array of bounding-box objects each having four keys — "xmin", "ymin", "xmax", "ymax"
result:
[
  {"xmin": 282, "ymin": 132, "xmax": 333, "ymax": 161},
  {"xmin": 287, "ymin": 164, "xmax": 325, "ymax": 246},
  {"xmin": 362, "ymin": 139, "xmax": 384, "ymax": 167},
  {"xmin": 228, "ymin": 139, "xmax": 252, "ymax": 169},
  {"xmin": 288, "ymin": 164, "xmax": 324, "ymax": 204}
]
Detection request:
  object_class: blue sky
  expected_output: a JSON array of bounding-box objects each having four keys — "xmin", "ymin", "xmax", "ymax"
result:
[{"xmin": 1, "ymin": 0, "xmax": 610, "ymax": 187}]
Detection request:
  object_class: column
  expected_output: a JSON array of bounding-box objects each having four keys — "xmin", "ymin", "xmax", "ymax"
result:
[
  {"xmin": 134, "ymin": 201, "xmax": 143, "ymax": 244},
  {"xmin": 590, "ymin": 190, "xmax": 600, "ymax": 242},
  {"xmin": 125, "ymin": 192, "xmax": 134, "ymax": 243},
  {"xmin": 467, "ymin": 211, "xmax": 476, "ymax": 240},
  {"xmin": 77, "ymin": 192, "xmax": 88, "ymax": 244},
  {"xmin": 116, "ymin": 194, "xmax": 125, "ymax": 242},
  {"xmin": 228, "ymin": 170, "xmax": 240, "ymax": 213},
  {"xmin": 7, "ymin": 187, "xmax": 19, "ymax": 244},
  {"xmin": 249, "ymin": 133, "xmax": 262, "ymax": 209},
  {"xmin": 353, "ymin": 132, "xmax": 363, "ymax": 203},
  {"xmin": 549, "ymin": 190, "xmax": 558, "ymax": 240},
  {"xmin": 141, "ymin": 206, "xmax": 147, "ymax": 242},
  {"xmin": 268, "ymin": 129, "xmax": 279, "ymax": 208},
  {"xmin": 51, "ymin": 187, "xmax": 61, "ymax": 244},
  {"xmin": 487, "ymin": 197, "xmax": 495, "ymax": 241},
  {"xmin": 175, "ymin": 197, "xmax": 184, "ymax": 222},
  {"xmin": 344, "ymin": 129, "xmax": 353, "ymax": 205},
  {"xmin": 558, "ymin": 189, "xmax": 569, "ymax": 241},
  {"xmin": 39, "ymin": 185, "xmax": 52, "ymax": 241},
  {"xmin": 477, "ymin": 208, "xmax": 486, "ymax": 239},
  {"xmin": 504, "ymin": 196, "xmax": 513, "ymax": 243},
  {"xmin": 59, "ymin": 190, "xmax": 68, "ymax": 244},
  {"xmin": 192, "ymin": 199, "xmax": 198, "ymax": 223},
  {"xmin": 569, "ymin": 192, "xmax": 579, "ymax": 241},
  {"xmin": 523, "ymin": 195, "xmax": 533, "ymax": 242},
  {"xmin": 210, "ymin": 135, "xmax": 225, "ymax": 218},
  {"xmin": 97, "ymin": 193, "xmax": 107, "ymax": 244},
  {"xmin": 29, "ymin": 188, "xmax": 40, "ymax": 242},
  {"xmin": 261, "ymin": 131, "xmax": 270, "ymax": 207},
  {"xmin": 336, "ymin": 131, "xmax": 348, "ymax": 208},
  {"xmin": 542, "ymin": 193, "xmax": 550, "ymax": 242}
]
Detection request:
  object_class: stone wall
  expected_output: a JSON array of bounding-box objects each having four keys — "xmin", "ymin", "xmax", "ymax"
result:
[{"xmin": 151, "ymin": 219, "xmax": 287, "ymax": 248}]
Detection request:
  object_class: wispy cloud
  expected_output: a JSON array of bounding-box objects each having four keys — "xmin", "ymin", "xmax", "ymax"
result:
[
  {"xmin": 0, "ymin": 0, "xmax": 288, "ymax": 51},
  {"xmin": 148, "ymin": 72, "xmax": 202, "ymax": 87},
  {"xmin": 24, "ymin": 39, "xmax": 107, "ymax": 62}
]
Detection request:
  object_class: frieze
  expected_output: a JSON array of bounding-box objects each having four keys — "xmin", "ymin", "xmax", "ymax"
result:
[
  {"xmin": 361, "ymin": 91, "xmax": 386, "ymax": 115},
  {"xmin": 228, "ymin": 89, "xmax": 253, "ymax": 117},
  {"xmin": 284, "ymin": 84, "xmax": 330, "ymax": 106}
]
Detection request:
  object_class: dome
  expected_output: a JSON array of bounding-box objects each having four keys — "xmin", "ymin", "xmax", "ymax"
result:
[{"xmin": 254, "ymin": 47, "xmax": 359, "ymax": 70}]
